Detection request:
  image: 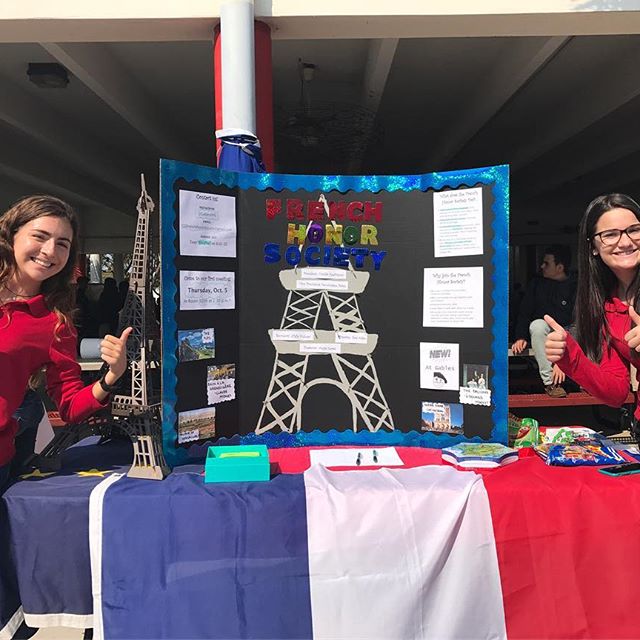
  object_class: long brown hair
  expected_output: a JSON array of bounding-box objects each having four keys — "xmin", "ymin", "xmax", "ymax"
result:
[
  {"xmin": 0, "ymin": 195, "xmax": 79, "ymax": 325},
  {"xmin": 575, "ymin": 193, "xmax": 640, "ymax": 362}
]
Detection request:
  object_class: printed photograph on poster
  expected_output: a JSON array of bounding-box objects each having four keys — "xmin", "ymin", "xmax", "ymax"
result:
[
  {"xmin": 421, "ymin": 402, "xmax": 464, "ymax": 434},
  {"xmin": 179, "ymin": 190, "xmax": 236, "ymax": 258},
  {"xmin": 420, "ymin": 342, "xmax": 459, "ymax": 391},
  {"xmin": 460, "ymin": 364, "xmax": 492, "ymax": 406},
  {"xmin": 423, "ymin": 267, "xmax": 483, "ymax": 328},
  {"xmin": 207, "ymin": 363, "xmax": 236, "ymax": 405},
  {"xmin": 178, "ymin": 328, "xmax": 215, "ymax": 362},
  {"xmin": 179, "ymin": 271, "xmax": 235, "ymax": 311},
  {"xmin": 433, "ymin": 187, "xmax": 483, "ymax": 258},
  {"xmin": 177, "ymin": 406, "xmax": 216, "ymax": 444}
]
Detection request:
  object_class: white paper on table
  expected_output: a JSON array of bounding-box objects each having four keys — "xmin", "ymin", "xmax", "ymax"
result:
[
  {"xmin": 309, "ymin": 447, "xmax": 403, "ymax": 468},
  {"xmin": 179, "ymin": 190, "xmax": 236, "ymax": 258},
  {"xmin": 433, "ymin": 187, "xmax": 483, "ymax": 258},
  {"xmin": 423, "ymin": 266, "xmax": 483, "ymax": 328}
]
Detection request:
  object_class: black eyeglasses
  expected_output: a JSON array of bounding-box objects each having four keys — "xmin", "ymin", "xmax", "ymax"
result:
[{"xmin": 592, "ymin": 224, "xmax": 640, "ymax": 246}]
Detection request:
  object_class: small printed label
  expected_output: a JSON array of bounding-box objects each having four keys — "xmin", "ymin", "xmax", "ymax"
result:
[
  {"xmin": 459, "ymin": 387, "xmax": 492, "ymax": 406},
  {"xmin": 177, "ymin": 429, "xmax": 199, "ymax": 444},
  {"xmin": 335, "ymin": 331, "xmax": 368, "ymax": 344},
  {"xmin": 299, "ymin": 343, "xmax": 342, "ymax": 354},
  {"xmin": 300, "ymin": 268, "xmax": 348, "ymax": 280},
  {"xmin": 297, "ymin": 279, "xmax": 350, "ymax": 291},
  {"xmin": 272, "ymin": 329, "xmax": 315, "ymax": 341}
]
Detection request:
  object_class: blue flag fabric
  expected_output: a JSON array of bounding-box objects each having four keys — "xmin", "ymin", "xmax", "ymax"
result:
[
  {"xmin": 0, "ymin": 494, "xmax": 22, "ymax": 640},
  {"xmin": 2, "ymin": 438, "xmax": 131, "ymax": 632},
  {"xmin": 217, "ymin": 132, "xmax": 266, "ymax": 173},
  {"xmin": 91, "ymin": 464, "xmax": 505, "ymax": 640},
  {"xmin": 95, "ymin": 468, "xmax": 312, "ymax": 640}
]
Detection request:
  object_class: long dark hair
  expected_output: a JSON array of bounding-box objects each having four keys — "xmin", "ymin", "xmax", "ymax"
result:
[
  {"xmin": 575, "ymin": 193, "xmax": 640, "ymax": 361},
  {"xmin": 0, "ymin": 195, "xmax": 79, "ymax": 325}
]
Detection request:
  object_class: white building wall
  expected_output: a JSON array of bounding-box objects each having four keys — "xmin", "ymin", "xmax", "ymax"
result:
[{"xmin": 3, "ymin": 1, "xmax": 640, "ymax": 42}]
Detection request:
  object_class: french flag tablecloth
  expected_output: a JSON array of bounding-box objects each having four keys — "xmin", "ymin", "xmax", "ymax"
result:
[{"xmin": 4, "ymin": 445, "xmax": 640, "ymax": 640}]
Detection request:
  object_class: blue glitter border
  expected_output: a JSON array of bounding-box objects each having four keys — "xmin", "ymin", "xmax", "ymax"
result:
[{"xmin": 160, "ymin": 160, "xmax": 509, "ymax": 466}]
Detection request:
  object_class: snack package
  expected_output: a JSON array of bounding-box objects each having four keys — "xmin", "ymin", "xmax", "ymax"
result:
[
  {"xmin": 507, "ymin": 412, "xmax": 521, "ymax": 447},
  {"xmin": 513, "ymin": 417, "xmax": 540, "ymax": 448},
  {"xmin": 544, "ymin": 443, "xmax": 624, "ymax": 466},
  {"xmin": 541, "ymin": 427, "xmax": 601, "ymax": 445},
  {"xmin": 533, "ymin": 442, "xmax": 553, "ymax": 461}
]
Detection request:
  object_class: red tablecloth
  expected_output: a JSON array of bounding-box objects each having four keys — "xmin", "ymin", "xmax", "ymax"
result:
[{"xmin": 270, "ymin": 445, "xmax": 640, "ymax": 639}]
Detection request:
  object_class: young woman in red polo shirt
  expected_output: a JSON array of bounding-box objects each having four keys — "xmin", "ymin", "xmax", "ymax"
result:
[
  {"xmin": 0, "ymin": 195, "xmax": 132, "ymax": 489},
  {"xmin": 545, "ymin": 193, "xmax": 640, "ymax": 416}
]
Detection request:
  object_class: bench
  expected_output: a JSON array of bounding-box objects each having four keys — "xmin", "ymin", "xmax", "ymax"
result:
[
  {"xmin": 509, "ymin": 390, "xmax": 635, "ymax": 409},
  {"xmin": 508, "ymin": 346, "xmax": 637, "ymax": 418}
]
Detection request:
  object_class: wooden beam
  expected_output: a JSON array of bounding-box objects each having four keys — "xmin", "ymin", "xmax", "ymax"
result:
[
  {"xmin": 0, "ymin": 74, "xmax": 138, "ymax": 199},
  {"xmin": 426, "ymin": 36, "xmax": 568, "ymax": 169},
  {"xmin": 511, "ymin": 37, "xmax": 640, "ymax": 172},
  {"xmin": 348, "ymin": 38, "xmax": 398, "ymax": 173},
  {"xmin": 509, "ymin": 390, "xmax": 634, "ymax": 408},
  {"xmin": 42, "ymin": 42, "xmax": 191, "ymax": 161},
  {"xmin": 0, "ymin": 126, "xmax": 132, "ymax": 215}
]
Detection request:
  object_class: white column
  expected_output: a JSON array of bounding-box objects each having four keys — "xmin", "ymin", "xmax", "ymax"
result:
[
  {"xmin": 89, "ymin": 254, "xmax": 102, "ymax": 283},
  {"xmin": 219, "ymin": 0, "xmax": 256, "ymax": 135}
]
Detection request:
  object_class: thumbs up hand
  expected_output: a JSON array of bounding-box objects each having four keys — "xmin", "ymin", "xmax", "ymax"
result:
[
  {"xmin": 544, "ymin": 315, "xmax": 568, "ymax": 362},
  {"xmin": 100, "ymin": 327, "xmax": 133, "ymax": 381},
  {"xmin": 624, "ymin": 306, "xmax": 640, "ymax": 352}
]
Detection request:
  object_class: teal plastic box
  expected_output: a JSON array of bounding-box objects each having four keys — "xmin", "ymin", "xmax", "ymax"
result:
[{"xmin": 204, "ymin": 445, "xmax": 270, "ymax": 483}]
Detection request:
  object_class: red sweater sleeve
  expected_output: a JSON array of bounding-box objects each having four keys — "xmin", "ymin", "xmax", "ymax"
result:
[
  {"xmin": 557, "ymin": 333, "xmax": 630, "ymax": 407},
  {"xmin": 45, "ymin": 322, "xmax": 108, "ymax": 424}
]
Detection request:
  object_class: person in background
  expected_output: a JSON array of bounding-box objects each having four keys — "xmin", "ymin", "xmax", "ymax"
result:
[
  {"xmin": 9, "ymin": 389, "xmax": 44, "ymax": 479},
  {"xmin": 118, "ymin": 279, "xmax": 129, "ymax": 308},
  {"xmin": 546, "ymin": 194, "xmax": 640, "ymax": 423},
  {"xmin": 0, "ymin": 195, "xmax": 132, "ymax": 492},
  {"xmin": 511, "ymin": 245, "xmax": 577, "ymax": 397},
  {"xmin": 97, "ymin": 276, "xmax": 122, "ymax": 336}
]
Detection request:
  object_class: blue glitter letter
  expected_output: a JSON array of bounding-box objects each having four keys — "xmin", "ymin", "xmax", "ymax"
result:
[
  {"xmin": 264, "ymin": 243, "xmax": 281, "ymax": 264},
  {"xmin": 285, "ymin": 245, "xmax": 302, "ymax": 266}
]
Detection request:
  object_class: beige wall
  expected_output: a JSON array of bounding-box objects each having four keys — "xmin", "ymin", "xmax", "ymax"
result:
[{"xmin": 3, "ymin": 0, "xmax": 640, "ymax": 42}]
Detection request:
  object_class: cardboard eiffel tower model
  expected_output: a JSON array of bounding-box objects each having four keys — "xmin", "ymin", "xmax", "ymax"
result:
[{"xmin": 35, "ymin": 176, "xmax": 169, "ymax": 480}]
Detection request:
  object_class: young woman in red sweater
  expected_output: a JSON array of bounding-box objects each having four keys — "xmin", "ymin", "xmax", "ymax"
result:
[
  {"xmin": 545, "ymin": 193, "xmax": 640, "ymax": 415},
  {"xmin": 0, "ymin": 195, "xmax": 132, "ymax": 490}
]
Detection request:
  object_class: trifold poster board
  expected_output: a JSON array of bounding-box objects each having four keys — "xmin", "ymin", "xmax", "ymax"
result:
[{"xmin": 160, "ymin": 160, "xmax": 508, "ymax": 466}]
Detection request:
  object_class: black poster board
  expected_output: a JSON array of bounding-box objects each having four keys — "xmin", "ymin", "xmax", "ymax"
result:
[{"xmin": 160, "ymin": 161, "xmax": 509, "ymax": 466}]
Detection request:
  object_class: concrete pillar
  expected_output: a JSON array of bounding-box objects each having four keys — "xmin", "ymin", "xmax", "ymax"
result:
[
  {"xmin": 214, "ymin": 5, "xmax": 274, "ymax": 169},
  {"xmin": 220, "ymin": 0, "xmax": 256, "ymax": 134},
  {"xmin": 88, "ymin": 254, "xmax": 102, "ymax": 283}
]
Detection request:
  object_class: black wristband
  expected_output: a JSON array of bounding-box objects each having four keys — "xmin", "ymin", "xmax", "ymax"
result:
[{"xmin": 98, "ymin": 372, "xmax": 121, "ymax": 394}]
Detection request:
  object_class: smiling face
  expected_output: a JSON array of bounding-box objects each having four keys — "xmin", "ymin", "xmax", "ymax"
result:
[
  {"xmin": 592, "ymin": 207, "xmax": 640, "ymax": 278},
  {"xmin": 11, "ymin": 215, "xmax": 73, "ymax": 293}
]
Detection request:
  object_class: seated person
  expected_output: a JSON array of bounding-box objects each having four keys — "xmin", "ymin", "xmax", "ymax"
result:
[
  {"xmin": 10, "ymin": 388, "xmax": 45, "ymax": 478},
  {"xmin": 546, "ymin": 193, "xmax": 640, "ymax": 426},
  {"xmin": 511, "ymin": 245, "xmax": 577, "ymax": 397}
]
